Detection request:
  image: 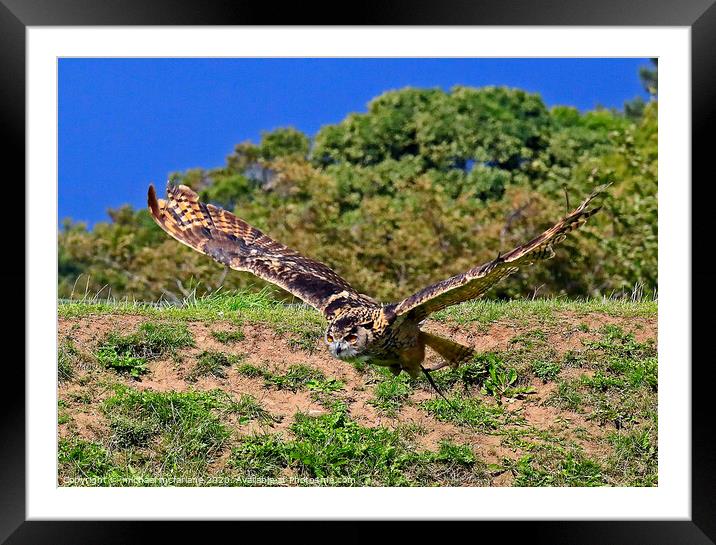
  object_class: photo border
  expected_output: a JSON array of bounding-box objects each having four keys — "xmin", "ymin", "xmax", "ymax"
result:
[{"xmin": 4, "ymin": 0, "xmax": 713, "ymax": 542}]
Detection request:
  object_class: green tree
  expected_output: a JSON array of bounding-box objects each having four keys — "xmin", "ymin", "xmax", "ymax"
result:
[{"xmin": 59, "ymin": 73, "xmax": 657, "ymax": 302}]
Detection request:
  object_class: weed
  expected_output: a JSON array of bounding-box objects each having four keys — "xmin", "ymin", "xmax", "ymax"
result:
[
  {"xmin": 306, "ymin": 378, "xmax": 344, "ymax": 394},
  {"xmin": 550, "ymin": 380, "xmax": 584, "ymax": 412},
  {"xmin": 58, "ymin": 339, "xmax": 77, "ymax": 381},
  {"xmin": 532, "ymin": 359, "xmax": 562, "ymax": 382},
  {"xmin": 58, "ymin": 400, "xmax": 70, "ymax": 425},
  {"xmin": 425, "ymin": 352, "xmax": 494, "ymax": 391},
  {"xmin": 287, "ymin": 330, "xmax": 319, "ymax": 353},
  {"xmin": 432, "ymin": 441, "xmax": 476, "ymax": 466},
  {"xmin": 481, "ymin": 365, "xmax": 534, "ymax": 403},
  {"xmin": 58, "ymin": 337, "xmax": 95, "ymax": 381},
  {"xmin": 562, "ymin": 349, "xmax": 587, "ymax": 368},
  {"xmin": 68, "ymin": 390, "xmax": 93, "ymax": 404},
  {"xmin": 97, "ymin": 346, "xmax": 147, "ymax": 378},
  {"xmin": 287, "ymin": 406, "xmax": 411, "ymax": 485},
  {"xmin": 510, "ymin": 329, "xmax": 547, "ymax": 349},
  {"xmin": 100, "ymin": 322, "xmax": 194, "ymax": 360}
]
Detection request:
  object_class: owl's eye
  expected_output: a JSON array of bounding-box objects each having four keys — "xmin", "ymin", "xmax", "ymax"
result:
[
  {"xmin": 346, "ymin": 333, "xmax": 358, "ymax": 344},
  {"xmin": 327, "ymin": 334, "xmax": 334, "ymax": 343}
]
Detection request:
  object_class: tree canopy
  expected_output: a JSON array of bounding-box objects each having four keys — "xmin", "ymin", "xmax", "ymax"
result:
[{"xmin": 59, "ymin": 71, "xmax": 657, "ymax": 304}]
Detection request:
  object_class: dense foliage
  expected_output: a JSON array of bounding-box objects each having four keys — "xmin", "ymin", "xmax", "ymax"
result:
[{"xmin": 59, "ymin": 67, "xmax": 657, "ymax": 303}]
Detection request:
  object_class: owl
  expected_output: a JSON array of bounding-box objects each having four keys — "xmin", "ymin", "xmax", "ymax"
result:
[{"xmin": 148, "ymin": 183, "xmax": 605, "ymax": 385}]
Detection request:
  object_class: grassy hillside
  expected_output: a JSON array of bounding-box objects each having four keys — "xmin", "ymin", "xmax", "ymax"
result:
[{"xmin": 58, "ymin": 294, "xmax": 657, "ymax": 487}]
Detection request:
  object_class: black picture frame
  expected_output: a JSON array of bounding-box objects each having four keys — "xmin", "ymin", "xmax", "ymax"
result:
[{"xmin": 3, "ymin": 1, "xmax": 712, "ymax": 543}]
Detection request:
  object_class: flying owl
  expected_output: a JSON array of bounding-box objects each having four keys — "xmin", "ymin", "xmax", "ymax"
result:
[{"xmin": 148, "ymin": 183, "xmax": 605, "ymax": 381}]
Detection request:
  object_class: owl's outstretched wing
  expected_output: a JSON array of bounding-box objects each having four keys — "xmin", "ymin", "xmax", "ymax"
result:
[
  {"xmin": 391, "ymin": 186, "xmax": 608, "ymax": 323},
  {"xmin": 148, "ymin": 183, "xmax": 362, "ymax": 316}
]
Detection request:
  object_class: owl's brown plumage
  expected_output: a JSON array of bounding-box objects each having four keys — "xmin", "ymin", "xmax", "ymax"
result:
[
  {"xmin": 148, "ymin": 183, "xmax": 370, "ymax": 318},
  {"xmin": 391, "ymin": 185, "xmax": 605, "ymax": 323},
  {"xmin": 148, "ymin": 182, "xmax": 607, "ymax": 379}
]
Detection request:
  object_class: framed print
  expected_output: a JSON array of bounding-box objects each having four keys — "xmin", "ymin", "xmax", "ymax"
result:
[{"xmin": 3, "ymin": 0, "xmax": 714, "ymax": 543}]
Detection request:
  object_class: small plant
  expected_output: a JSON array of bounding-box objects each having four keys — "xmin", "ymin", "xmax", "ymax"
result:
[
  {"xmin": 510, "ymin": 448, "xmax": 604, "ymax": 487},
  {"xmin": 532, "ymin": 359, "xmax": 561, "ymax": 382},
  {"xmin": 100, "ymin": 322, "xmax": 194, "ymax": 361},
  {"xmin": 581, "ymin": 371, "xmax": 626, "ymax": 392},
  {"xmin": 510, "ymin": 329, "xmax": 547, "ymax": 349},
  {"xmin": 211, "ymin": 329, "xmax": 245, "ymax": 344},
  {"xmin": 58, "ymin": 338, "xmax": 95, "ymax": 381},
  {"xmin": 481, "ymin": 365, "xmax": 534, "ymax": 403},
  {"xmin": 550, "ymin": 380, "xmax": 584, "ymax": 411},
  {"xmin": 306, "ymin": 378, "xmax": 344, "ymax": 394},
  {"xmin": 97, "ymin": 345, "xmax": 148, "ymax": 378},
  {"xmin": 96, "ymin": 322, "xmax": 195, "ymax": 378},
  {"xmin": 235, "ymin": 363, "xmax": 267, "ymax": 378},
  {"xmin": 229, "ymin": 434, "xmax": 290, "ymax": 480},
  {"xmin": 58, "ymin": 438, "xmax": 114, "ymax": 481}
]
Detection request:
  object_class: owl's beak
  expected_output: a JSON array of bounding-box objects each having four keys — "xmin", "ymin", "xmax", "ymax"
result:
[{"xmin": 329, "ymin": 341, "xmax": 352, "ymax": 360}]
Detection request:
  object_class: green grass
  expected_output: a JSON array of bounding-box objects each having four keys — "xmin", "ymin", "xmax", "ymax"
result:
[
  {"xmin": 237, "ymin": 363, "xmax": 330, "ymax": 392},
  {"xmin": 605, "ymin": 426, "xmax": 658, "ymax": 486},
  {"xmin": 432, "ymin": 297, "xmax": 657, "ymax": 324},
  {"xmin": 59, "ymin": 289, "xmax": 327, "ymax": 332},
  {"xmin": 421, "ymin": 394, "xmax": 521, "ymax": 431},
  {"xmin": 188, "ymin": 350, "xmax": 244, "ymax": 381},
  {"xmin": 90, "ymin": 385, "xmax": 276, "ymax": 483},
  {"xmin": 509, "ymin": 448, "xmax": 604, "ymax": 487},
  {"xmin": 59, "ymin": 291, "xmax": 655, "ymax": 328},
  {"xmin": 58, "ymin": 339, "xmax": 78, "ymax": 382},
  {"xmin": 59, "ymin": 438, "xmax": 121, "ymax": 483},
  {"xmin": 369, "ymin": 374, "xmax": 413, "ymax": 415},
  {"xmin": 58, "ymin": 399, "xmax": 71, "ymax": 425},
  {"xmin": 97, "ymin": 346, "xmax": 147, "ymax": 378},
  {"xmin": 548, "ymin": 325, "xmax": 657, "ymax": 431},
  {"xmin": 96, "ymin": 321, "xmax": 195, "ymax": 378},
  {"xmin": 59, "ymin": 294, "xmax": 657, "ymax": 487},
  {"xmin": 58, "ymin": 337, "xmax": 96, "ymax": 381},
  {"xmin": 228, "ymin": 405, "xmax": 490, "ymax": 486},
  {"xmin": 229, "ymin": 394, "xmax": 280, "ymax": 425},
  {"xmin": 211, "ymin": 329, "xmax": 246, "ymax": 344}
]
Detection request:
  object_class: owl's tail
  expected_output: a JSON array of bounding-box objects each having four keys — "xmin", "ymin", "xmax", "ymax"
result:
[{"xmin": 420, "ymin": 331, "xmax": 475, "ymax": 370}]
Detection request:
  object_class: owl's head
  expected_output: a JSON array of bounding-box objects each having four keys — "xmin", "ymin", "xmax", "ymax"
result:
[{"xmin": 325, "ymin": 315, "xmax": 374, "ymax": 360}]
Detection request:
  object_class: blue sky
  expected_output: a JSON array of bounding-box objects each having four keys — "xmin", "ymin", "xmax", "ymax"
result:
[{"xmin": 59, "ymin": 58, "xmax": 651, "ymax": 227}]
